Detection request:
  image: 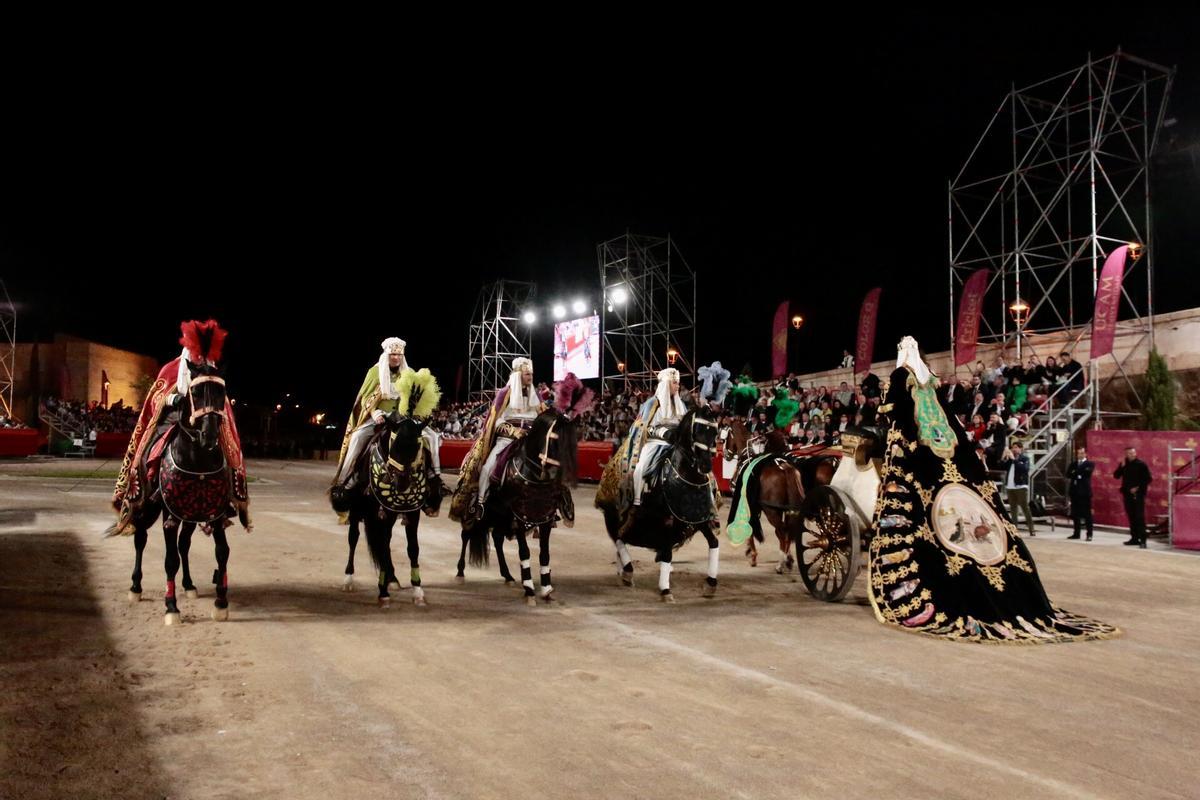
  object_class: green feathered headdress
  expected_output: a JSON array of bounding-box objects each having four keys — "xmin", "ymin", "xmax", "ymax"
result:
[
  {"xmin": 397, "ymin": 368, "xmax": 441, "ymax": 418},
  {"xmin": 771, "ymin": 390, "xmax": 800, "ymax": 429},
  {"xmin": 730, "ymin": 379, "xmax": 760, "ymax": 417}
]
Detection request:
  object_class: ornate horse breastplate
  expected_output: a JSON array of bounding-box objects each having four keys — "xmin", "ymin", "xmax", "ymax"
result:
[
  {"xmin": 660, "ymin": 455, "xmax": 717, "ymax": 527},
  {"xmin": 159, "ymin": 447, "xmax": 231, "ymax": 525},
  {"xmin": 369, "ymin": 439, "xmax": 428, "ymax": 514}
]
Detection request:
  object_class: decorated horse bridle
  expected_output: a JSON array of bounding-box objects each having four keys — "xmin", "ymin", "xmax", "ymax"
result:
[{"xmin": 186, "ymin": 375, "xmax": 228, "ymax": 427}]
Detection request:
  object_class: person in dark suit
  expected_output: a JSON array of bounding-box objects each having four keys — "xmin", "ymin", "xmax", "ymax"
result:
[
  {"xmin": 1066, "ymin": 445, "xmax": 1094, "ymax": 540},
  {"xmin": 1114, "ymin": 446, "xmax": 1152, "ymax": 548}
]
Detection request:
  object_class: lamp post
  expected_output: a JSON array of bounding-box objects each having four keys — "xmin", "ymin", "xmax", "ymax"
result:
[{"xmin": 1009, "ymin": 297, "xmax": 1030, "ymax": 360}]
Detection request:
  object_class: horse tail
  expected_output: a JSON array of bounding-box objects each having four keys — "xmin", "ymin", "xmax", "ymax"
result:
[
  {"xmin": 363, "ymin": 513, "xmax": 392, "ymax": 574},
  {"xmin": 467, "ymin": 521, "xmax": 490, "ymax": 568}
]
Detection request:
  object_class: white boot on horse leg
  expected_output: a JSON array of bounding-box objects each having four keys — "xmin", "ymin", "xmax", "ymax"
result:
[
  {"xmin": 616, "ymin": 540, "xmax": 634, "ymax": 586},
  {"xmin": 659, "ymin": 561, "xmax": 675, "ymax": 603},
  {"xmin": 539, "ymin": 566, "xmax": 554, "ymax": 601},
  {"xmin": 342, "ymin": 574, "xmax": 355, "ymax": 592},
  {"xmin": 412, "ymin": 585, "xmax": 427, "ymax": 607},
  {"xmin": 703, "ymin": 545, "xmax": 720, "ymax": 597}
]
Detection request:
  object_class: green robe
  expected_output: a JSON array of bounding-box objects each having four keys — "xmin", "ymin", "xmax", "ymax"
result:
[{"xmin": 334, "ymin": 365, "xmax": 401, "ymax": 479}]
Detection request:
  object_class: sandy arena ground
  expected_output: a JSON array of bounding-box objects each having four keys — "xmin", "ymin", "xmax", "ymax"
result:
[{"xmin": 1, "ymin": 458, "xmax": 1198, "ymax": 800}]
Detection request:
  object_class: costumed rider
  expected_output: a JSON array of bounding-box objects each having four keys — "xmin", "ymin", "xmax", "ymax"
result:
[
  {"xmin": 628, "ymin": 367, "xmax": 689, "ymax": 513},
  {"xmin": 448, "ymin": 357, "xmax": 545, "ymax": 523},
  {"xmin": 725, "ymin": 382, "xmax": 801, "ymax": 547},
  {"xmin": 109, "ymin": 319, "xmax": 251, "ymax": 536},
  {"xmin": 333, "ymin": 338, "xmax": 442, "ymax": 497}
]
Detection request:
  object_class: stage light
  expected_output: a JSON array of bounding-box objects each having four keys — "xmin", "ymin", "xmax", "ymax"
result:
[
  {"xmin": 611, "ymin": 286, "xmax": 628, "ymax": 304},
  {"xmin": 572, "ymin": 299, "xmax": 586, "ymax": 315},
  {"xmin": 552, "ymin": 304, "xmax": 566, "ymax": 319},
  {"xmin": 523, "ymin": 310, "xmax": 537, "ymax": 324},
  {"xmin": 617, "ymin": 362, "xmax": 626, "ymax": 373}
]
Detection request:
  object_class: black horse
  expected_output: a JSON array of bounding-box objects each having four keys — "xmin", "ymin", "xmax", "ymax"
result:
[
  {"xmin": 120, "ymin": 361, "xmax": 242, "ymax": 625},
  {"xmin": 333, "ymin": 413, "xmax": 442, "ymax": 607},
  {"xmin": 597, "ymin": 407, "xmax": 721, "ymax": 602},
  {"xmin": 456, "ymin": 408, "xmax": 578, "ymax": 605}
]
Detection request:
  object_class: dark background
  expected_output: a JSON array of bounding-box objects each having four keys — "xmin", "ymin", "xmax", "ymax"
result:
[{"xmin": 3, "ymin": 8, "xmax": 1197, "ymax": 425}]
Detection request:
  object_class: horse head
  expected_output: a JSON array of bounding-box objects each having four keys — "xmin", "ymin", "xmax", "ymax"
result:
[
  {"xmin": 382, "ymin": 412, "xmax": 428, "ymax": 488},
  {"xmin": 180, "ymin": 360, "xmax": 227, "ymax": 452},
  {"xmin": 523, "ymin": 408, "xmax": 578, "ymax": 485},
  {"xmin": 677, "ymin": 406, "xmax": 718, "ymax": 475}
]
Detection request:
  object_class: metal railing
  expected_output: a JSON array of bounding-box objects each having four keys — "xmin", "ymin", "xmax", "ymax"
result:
[{"xmin": 1167, "ymin": 445, "xmax": 1200, "ymax": 547}]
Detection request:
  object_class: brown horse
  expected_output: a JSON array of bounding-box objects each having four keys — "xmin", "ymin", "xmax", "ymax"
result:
[{"xmin": 723, "ymin": 419, "xmax": 836, "ymax": 571}]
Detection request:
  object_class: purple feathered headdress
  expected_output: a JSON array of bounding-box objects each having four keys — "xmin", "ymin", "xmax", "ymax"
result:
[{"xmin": 554, "ymin": 372, "xmax": 595, "ymax": 420}]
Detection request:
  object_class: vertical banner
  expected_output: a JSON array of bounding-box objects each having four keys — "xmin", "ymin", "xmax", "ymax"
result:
[
  {"xmin": 855, "ymin": 287, "xmax": 882, "ymax": 377},
  {"xmin": 954, "ymin": 268, "xmax": 990, "ymax": 366},
  {"xmin": 1091, "ymin": 245, "xmax": 1130, "ymax": 360},
  {"xmin": 771, "ymin": 300, "xmax": 789, "ymax": 378}
]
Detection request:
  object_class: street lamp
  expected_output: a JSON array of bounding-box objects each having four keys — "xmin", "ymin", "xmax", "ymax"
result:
[
  {"xmin": 1009, "ymin": 297, "xmax": 1030, "ymax": 328},
  {"xmin": 791, "ymin": 314, "xmax": 804, "ymax": 330},
  {"xmin": 666, "ymin": 347, "xmax": 679, "ymax": 366}
]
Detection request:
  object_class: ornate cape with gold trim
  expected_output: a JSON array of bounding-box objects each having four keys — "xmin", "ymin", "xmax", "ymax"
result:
[{"xmin": 867, "ymin": 366, "xmax": 1117, "ymax": 643}]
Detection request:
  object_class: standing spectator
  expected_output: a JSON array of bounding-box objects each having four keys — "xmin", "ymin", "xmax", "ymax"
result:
[
  {"xmin": 835, "ymin": 381, "xmax": 853, "ymax": 406},
  {"xmin": 1114, "ymin": 446, "xmax": 1152, "ymax": 548},
  {"xmin": 1066, "ymin": 445, "xmax": 1094, "ymax": 541},
  {"xmin": 999, "ymin": 441, "xmax": 1035, "ymax": 537},
  {"xmin": 840, "ymin": 350, "xmax": 854, "ymax": 369}
]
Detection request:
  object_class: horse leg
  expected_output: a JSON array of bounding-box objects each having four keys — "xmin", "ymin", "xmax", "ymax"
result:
[
  {"xmin": 516, "ymin": 529, "xmax": 536, "ymax": 606},
  {"xmin": 494, "ymin": 528, "xmax": 515, "ymax": 584},
  {"xmin": 746, "ymin": 537, "xmax": 758, "ymax": 567},
  {"xmin": 369, "ymin": 517, "xmax": 396, "ymax": 608},
  {"xmin": 212, "ymin": 527, "xmax": 230, "ymax": 621},
  {"xmin": 455, "ymin": 529, "xmax": 469, "ymax": 583},
  {"xmin": 180, "ymin": 522, "xmax": 198, "ymax": 597},
  {"xmin": 343, "ymin": 510, "xmax": 360, "ymax": 592},
  {"xmin": 615, "ymin": 538, "xmax": 634, "ymax": 586},
  {"xmin": 406, "ymin": 515, "xmax": 426, "ymax": 606},
  {"xmin": 162, "ymin": 517, "xmax": 182, "ymax": 625},
  {"xmin": 129, "ymin": 526, "xmax": 148, "ymax": 601},
  {"xmin": 656, "ymin": 546, "xmax": 675, "ymax": 603},
  {"xmin": 701, "ymin": 526, "xmax": 721, "ymax": 597},
  {"xmin": 765, "ymin": 510, "xmax": 791, "ymax": 575},
  {"xmin": 537, "ymin": 524, "xmax": 554, "ymax": 601}
]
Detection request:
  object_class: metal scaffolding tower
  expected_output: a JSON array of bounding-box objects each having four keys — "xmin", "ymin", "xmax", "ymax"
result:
[
  {"xmin": 598, "ymin": 233, "xmax": 697, "ymax": 393},
  {"xmin": 467, "ymin": 279, "xmax": 536, "ymax": 402},
  {"xmin": 0, "ymin": 279, "xmax": 15, "ymax": 419},
  {"xmin": 949, "ymin": 49, "xmax": 1174, "ymax": 418}
]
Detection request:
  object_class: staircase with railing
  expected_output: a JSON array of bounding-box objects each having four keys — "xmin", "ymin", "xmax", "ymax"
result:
[
  {"xmin": 39, "ymin": 403, "xmax": 95, "ymax": 457},
  {"xmin": 1023, "ymin": 368, "xmax": 1095, "ymax": 512}
]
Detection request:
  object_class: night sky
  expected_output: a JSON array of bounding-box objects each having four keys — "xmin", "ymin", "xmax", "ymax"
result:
[{"xmin": 3, "ymin": 9, "xmax": 1198, "ymax": 423}]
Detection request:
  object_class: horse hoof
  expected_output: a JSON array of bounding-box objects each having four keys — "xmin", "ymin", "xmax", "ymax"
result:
[
  {"xmin": 540, "ymin": 587, "xmax": 555, "ymax": 601},
  {"xmin": 378, "ymin": 597, "xmax": 392, "ymax": 608},
  {"xmin": 620, "ymin": 574, "xmax": 634, "ymax": 587},
  {"xmin": 525, "ymin": 595, "xmax": 538, "ymax": 607},
  {"xmin": 342, "ymin": 576, "xmax": 355, "ymax": 592},
  {"xmin": 128, "ymin": 591, "xmax": 141, "ymax": 603},
  {"xmin": 212, "ymin": 607, "xmax": 229, "ymax": 622},
  {"xmin": 185, "ymin": 589, "xmax": 199, "ymax": 599},
  {"xmin": 660, "ymin": 593, "xmax": 676, "ymax": 604},
  {"xmin": 412, "ymin": 588, "xmax": 427, "ymax": 607},
  {"xmin": 454, "ymin": 574, "xmax": 465, "ymax": 584},
  {"xmin": 504, "ymin": 578, "xmax": 516, "ymax": 586},
  {"xmin": 749, "ymin": 555, "xmax": 758, "ymax": 567},
  {"xmin": 387, "ymin": 581, "xmax": 402, "ymax": 591},
  {"xmin": 164, "ymin": 612, "xmax": 182, "ymax": 626},
  {"xmin": 702, "ymin": 583, "xmax": 717, "ymax": 598}
]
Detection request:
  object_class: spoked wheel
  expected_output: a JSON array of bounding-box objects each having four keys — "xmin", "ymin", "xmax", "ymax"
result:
[{"xmin": 796, "ymin": 486, "xmax": 861, "ymax": 602}]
